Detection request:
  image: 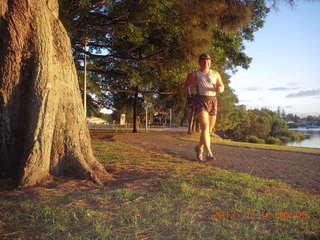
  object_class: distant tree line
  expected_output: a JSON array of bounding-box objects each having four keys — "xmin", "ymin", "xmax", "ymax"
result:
[
  {"xmin": 281, "ymin": 111, "xmax": 320, "ymax": 128},
  {"xmin": 217, "ymin": 107, "xmax": 306, "ymax": 144}
]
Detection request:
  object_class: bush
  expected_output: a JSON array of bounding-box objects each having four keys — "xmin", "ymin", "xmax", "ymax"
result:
[
  {"xmin": 265, "ymin": 136, "xmax": 281, "ymax": 145},
  {"xmin": 279, "ymin": 136, "xmax": 291, "ymax": 144},
  {"xmin": 248, "ymin": 136, "xmax": 259, "ymax": 143},
  {"xmin": 247, "ymin": 136, "xmax": 265, "ymax": 144},
  {"xmin": 256, "ymin": 138, "xmax": 265, "ymax": 144},
  {"xmin": 288, "ymin": 131, "xmax": 305, "ymax": 142},
  {"xmin": 278, "ymin": 130, "xmax": 291, "ymax": 137}
]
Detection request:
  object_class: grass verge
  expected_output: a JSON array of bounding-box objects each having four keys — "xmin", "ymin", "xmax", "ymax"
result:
[
  {"xmin": 0, "ymin": 138, "xmax": 319, "ymax": 240},
  {"xmin": 179, "ymin": 134, "xmax": 320, "ymax": 155}
]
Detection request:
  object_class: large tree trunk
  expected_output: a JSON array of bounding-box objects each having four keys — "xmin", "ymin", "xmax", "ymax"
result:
[{"xmin": 0, "ymin": 0, "xmax": 108, "ymax": 187}]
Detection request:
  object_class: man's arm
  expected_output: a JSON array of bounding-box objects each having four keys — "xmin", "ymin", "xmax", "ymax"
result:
[
  {"xmin": 216, "ymin": 72, "xmax": 224, "ymax": 93},
  {"xmin": 181, "ymin": 72, "xmax": 197, "ymax": 92}
]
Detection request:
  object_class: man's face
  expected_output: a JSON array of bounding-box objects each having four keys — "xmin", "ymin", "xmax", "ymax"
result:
[{"xmin": 199, "ymin": 58, "xmax": 211, "ymax": 69}]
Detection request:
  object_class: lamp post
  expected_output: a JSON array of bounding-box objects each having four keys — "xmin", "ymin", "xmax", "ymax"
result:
[
  {"xmin": 145, "ymin": 105, "xmax": 148, "ymax": 132},
  {"xmin": 82, "ymin": 39, "xmax": 89, "ymax": 118},
  {"xmin": 142, "ymin": 101, "xmax": 152, "ymax": 132}
]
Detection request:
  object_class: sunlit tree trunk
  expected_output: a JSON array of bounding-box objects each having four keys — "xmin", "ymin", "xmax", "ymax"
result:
[{"xmin": 0, "ymin": 0, "xmax": 107, "ymax": 187}]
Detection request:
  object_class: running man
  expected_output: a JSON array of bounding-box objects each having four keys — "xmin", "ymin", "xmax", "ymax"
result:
[{"xmin": 181, "ymin": 53, "xmax": 224, "ymax": 161}]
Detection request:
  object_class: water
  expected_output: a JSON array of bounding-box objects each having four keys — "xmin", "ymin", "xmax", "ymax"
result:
[{"xmin": 286, "ymin": 128, "xmax": 320, "ymax": 149}]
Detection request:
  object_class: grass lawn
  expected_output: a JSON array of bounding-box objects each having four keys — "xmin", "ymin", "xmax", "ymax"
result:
[{"xmin": 0, "ymin": 138, "xmax": 319, "ymax": 240}]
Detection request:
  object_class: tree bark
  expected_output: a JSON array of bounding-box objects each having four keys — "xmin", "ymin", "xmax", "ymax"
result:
[{"xmin": 0, "ymin": 0, "xmax": 108, "ymax": 187}]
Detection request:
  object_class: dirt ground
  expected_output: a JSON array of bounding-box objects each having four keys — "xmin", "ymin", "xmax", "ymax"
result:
[{"xmin": 107, "ymin": 131, "xmax": 320, "ymax": 195}]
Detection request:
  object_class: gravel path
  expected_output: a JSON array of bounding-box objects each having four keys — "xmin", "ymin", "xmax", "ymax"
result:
[{"xmin": 110, "ymin": 131, "xmax": 320, "ymax": 194}]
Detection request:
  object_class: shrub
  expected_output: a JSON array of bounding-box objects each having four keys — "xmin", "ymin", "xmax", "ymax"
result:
[
  {"xmin": 248, "ymin": 136, "xmax": 259, "ymax": 143},
  {"xmin": 279, "ymin": 130, "xmax": 291, "ymax": 137},
  {"xmin": 265, "ymin": 136, "xmax": 281, "ymax": 145},
  {"xmin": 279, "ymin": 136, "xmax": 291, "ymax": 144},
  {"xmin": 247, "ymin": 136, "xmax": 265, "ymax": 144},
  {"xmin": 288, "ymin": 131, "xmax": 305, "ymax": 142},
  {"xmin": 256, "ymin": 138, "xmax": 265, "ymax": 144},
  {"xmin": 290, "ymin": 134, "xmax": 299, "ymax": 142}
]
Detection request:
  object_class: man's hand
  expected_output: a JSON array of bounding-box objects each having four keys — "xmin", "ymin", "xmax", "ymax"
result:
[{"xmin": 218, "ymin": 85, "xmax": 224, "ymax": 93}]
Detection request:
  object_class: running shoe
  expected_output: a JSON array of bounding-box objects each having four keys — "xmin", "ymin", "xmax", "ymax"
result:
[
  {"xmin": 194, "ymin": 146, "xmax": 204, "ymax": 161},
  {"xmin": 211, "ymin": 147, "xmax": 216, "ymax": 155},
  {"xmin": 207, "ymin": 153, "xmax": 217, "ymax": 161}
]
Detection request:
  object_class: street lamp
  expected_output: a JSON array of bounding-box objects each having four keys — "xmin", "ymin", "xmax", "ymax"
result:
[
  {"xmin": 142, "ymin": 101, "xmax": 152, "ymax": 132},
  {"xmin": 82, "ymin": 39, "xmax": 89, "ymax": 118}
]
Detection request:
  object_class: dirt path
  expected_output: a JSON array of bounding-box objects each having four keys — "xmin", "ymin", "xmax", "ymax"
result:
[{"xmin": 109, "ymin": 131, "xmax": 320, "ymax": 194}]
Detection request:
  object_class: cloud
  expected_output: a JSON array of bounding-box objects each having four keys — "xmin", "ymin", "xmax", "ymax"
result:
[
  {"xmin": 286, "ymin": 82, "xmax": 299, "ymax": 87},
  {"xmin": 269, "ymin": 87, "xmax": 299, "ymax": 91},
  {"xmin": 243, "ymin": 86, "xmax": 263, "ymax": 91},
  {"xmin": 238, "ymin": 99, "xmax": 253, "ymax": 103},
  {"xmin": 286, "ymin": 89, "xmax": 320, "ymax": 98},
  {"xmin": 277, "ymin": 72, "xmax": 297, "ymax": 78}
]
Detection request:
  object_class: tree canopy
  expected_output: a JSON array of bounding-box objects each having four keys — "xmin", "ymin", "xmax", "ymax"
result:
[{"xmin": 58, "ymin": 0, "xmax": 270, "ymax": 121}]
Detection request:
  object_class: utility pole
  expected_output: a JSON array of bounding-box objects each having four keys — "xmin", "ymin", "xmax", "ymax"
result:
[
  {"xmin": 82, "ymin": 39, "xmax": 89, "ymax": 118},
  {"xmin": 145, "ymin": 106, "xmax": 148, "ymax": 132},
  {"xmin": 169, "ymin": 108, "xmax": 172, "ymax": 128},
  {"xmin": 143, "ymin": 101, "xmax": 152, "ymax": 132},
  {"xmin": 133, "ymin": 87, "xmax": 138, "ymax": 133}
]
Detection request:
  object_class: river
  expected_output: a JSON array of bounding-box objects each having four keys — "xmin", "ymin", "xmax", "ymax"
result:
[{"xmin": 287, "ymin": 128, "xmax": 320, "ymax": 149}]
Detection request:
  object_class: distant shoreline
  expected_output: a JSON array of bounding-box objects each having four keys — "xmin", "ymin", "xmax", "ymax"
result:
[{"xmin": 289, "ymin": 127, "xmax": 320, "ymax": 131}]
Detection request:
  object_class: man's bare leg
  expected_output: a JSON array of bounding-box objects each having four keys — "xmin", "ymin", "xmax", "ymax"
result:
[
  {"xmin": 197, "ymin": 111, "xmax": 213, "ymax": 156},
  {"xmin": 208, "ymin": 114, "xmax": 217, "ymax": 156},
  {"xmin": 209, "ymin": 115, "xmax": 216, "ymax": 136}
]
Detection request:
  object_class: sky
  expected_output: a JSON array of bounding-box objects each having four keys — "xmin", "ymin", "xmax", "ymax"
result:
[{"xmin": 229, "ymin": 0, "xmax": 320, "ymax": 117}]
